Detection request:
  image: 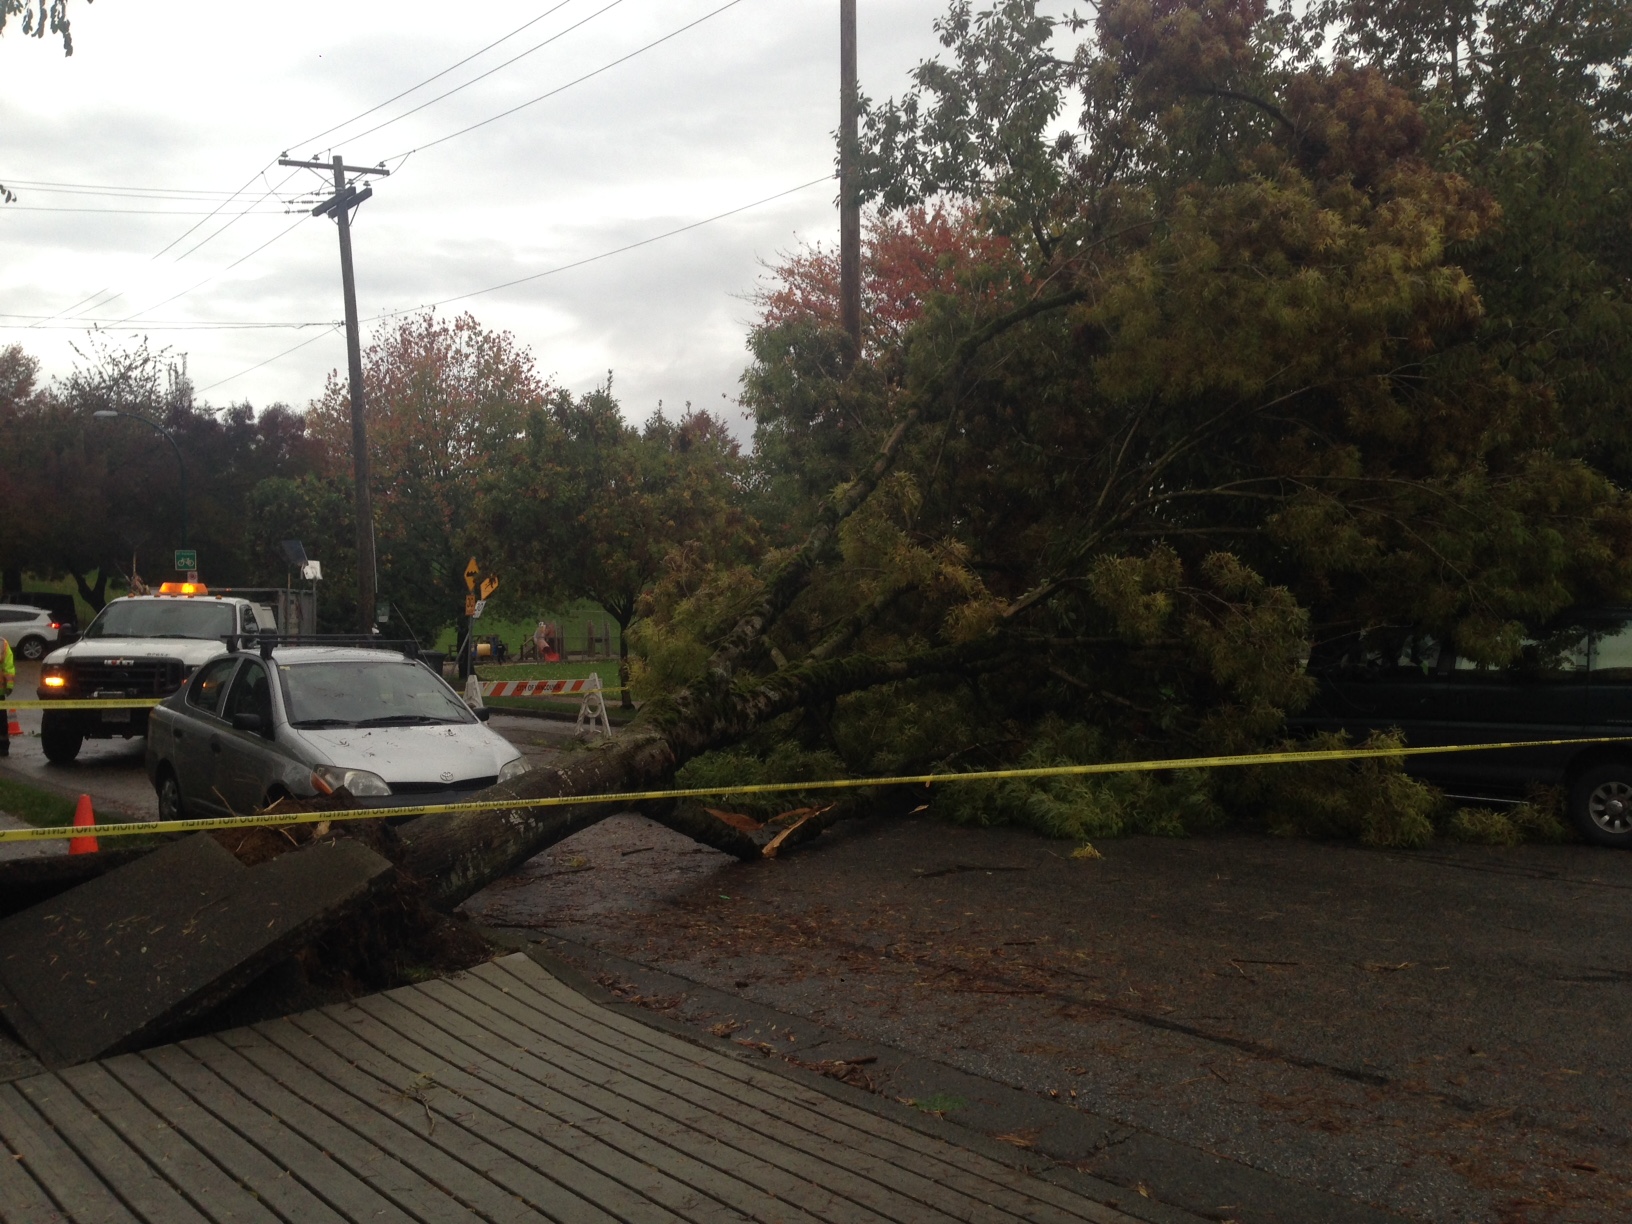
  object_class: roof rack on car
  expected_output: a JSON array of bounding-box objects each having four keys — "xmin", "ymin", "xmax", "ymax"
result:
[{"xmin": 221, "ymin": 634, "xmax": 421, "ymax": 661}]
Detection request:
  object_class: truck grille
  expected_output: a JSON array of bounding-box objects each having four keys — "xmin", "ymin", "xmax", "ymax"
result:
[{"xmin": 65, "ymin": 658, "xmax": 186, "ymax": 697}]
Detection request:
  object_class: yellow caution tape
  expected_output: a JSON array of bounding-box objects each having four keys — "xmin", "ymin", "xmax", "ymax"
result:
[
  {"xmin": 4, "ymin": 699, "xmax": 164, "ymax": 710},
  {"xmin": 1, "ymin": 733, "xmax": 1624, "ymax": 844}
]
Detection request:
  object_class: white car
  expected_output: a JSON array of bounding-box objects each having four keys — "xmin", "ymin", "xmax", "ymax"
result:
[
  {"xmin": 0, "ymin": 605, "xmax": 64, "ymax": 662},
  {"xmin": 146, "ymin": 644, "xmax": 529, "ymax": 819}
]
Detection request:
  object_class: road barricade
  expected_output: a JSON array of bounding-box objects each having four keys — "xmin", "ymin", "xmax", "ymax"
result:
[{"xmin": 467, "ymin": 673, "xmax": 614, "ymax": 736}]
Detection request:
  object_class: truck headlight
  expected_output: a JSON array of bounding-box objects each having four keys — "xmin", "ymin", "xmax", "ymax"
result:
[
  {"xmin": 310, "ymin": 765, "xmax": 392, "ymax": 797},
  {"xmin": 41, "ymin": 671, "xmax": 67, "ymax": 689},
  {"xmin": 498, "ymin": 758, "xmax": 531, "ymax": 784}
]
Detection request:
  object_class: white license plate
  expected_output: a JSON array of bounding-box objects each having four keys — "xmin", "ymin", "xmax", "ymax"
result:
[{"xmin": 101, "ymin": 709, "xmax": 130, "ymax": 724}]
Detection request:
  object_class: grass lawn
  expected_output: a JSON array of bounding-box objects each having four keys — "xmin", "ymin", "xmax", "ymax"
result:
[
  {"xmin": 0, "ymin": 775, "xmax": 79, "ymax": 827},
  {"xmin": 433, "ymin": 597, "xmax": 623, "ymax": 657}
]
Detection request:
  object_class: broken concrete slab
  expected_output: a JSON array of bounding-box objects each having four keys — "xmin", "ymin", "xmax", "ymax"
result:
[
  {"xmin": 0, "ymin": 833, "xmax": 391, "ymax": 1068},
  {"xmin": 0, "ymin": 844, "xmax": 156, "ymax": 918}
]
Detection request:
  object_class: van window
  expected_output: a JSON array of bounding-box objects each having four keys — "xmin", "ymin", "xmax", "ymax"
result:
[
  {"xmin": 1591, "ymin": 621, "xmax": 1632, "ymax": 681},
  {"xmin": 1312, "ymin": 629, "xmax": 1441, "ymax": 680},
  {"xmin": 1454, "ymin": 631, "xmax": 1588, "ymax": 679}
]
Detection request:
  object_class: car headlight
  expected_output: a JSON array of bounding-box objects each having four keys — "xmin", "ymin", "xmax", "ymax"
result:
[
  {"xmin": 41, "ymin": 669, "xmax": 67, "ymax": 689},
  {"xmin": 310, "ymin": 765, "xmax": 392, "ymax": 797},
  {"xmin": 498, "ymin": 757, "xmax": 531, "ymax": 784}
]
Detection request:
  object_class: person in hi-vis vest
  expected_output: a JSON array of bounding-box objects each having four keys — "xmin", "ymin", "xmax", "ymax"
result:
[{"xmin": 1, "ymin": 635, "xmax": 15, "ymax": 756}]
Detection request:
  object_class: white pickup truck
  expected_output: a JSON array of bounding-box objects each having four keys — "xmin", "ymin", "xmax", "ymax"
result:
[{"xmin": 35, "ymin": 588, "xmax": 274, "ymax": 763}]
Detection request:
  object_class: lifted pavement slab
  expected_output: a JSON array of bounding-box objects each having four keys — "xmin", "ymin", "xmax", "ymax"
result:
[{"xmin": 0, "ymin": 833, "xmax": 391, "ymax": 1068}]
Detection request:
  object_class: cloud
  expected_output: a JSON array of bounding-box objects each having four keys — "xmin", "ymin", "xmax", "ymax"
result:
[{"xmin": 0, "ymin": 0, "xmax": 946, "ymax": 417}]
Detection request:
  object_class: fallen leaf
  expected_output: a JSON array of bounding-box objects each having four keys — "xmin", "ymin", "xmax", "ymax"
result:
[
  {"xmin": 1070, "ymin": 843, "xmax": 1103, "ymax": 860},
  {"xmin": 994, "ymin": 1130, "xmax": 1038, "ymax": 1149}
]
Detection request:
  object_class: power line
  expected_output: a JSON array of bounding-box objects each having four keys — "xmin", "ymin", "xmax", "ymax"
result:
[
  {"xmin": 2, "ymin": 204, "xmax": 294, "ymax": 215},
  {"xmin": 367, "ymin": 173, "xmax": 830, "ymax": 322},
  {"xmin": 60, "ymin": 176, "xmax": 829, "ymax": 394},
  {"xmin": 1, "ymin": 181, "xmax": 266, "ymax": 199},
  {"xmin": 0, "ymin": 319, "xmax": 334, "ymax": 331},
  {"xmin": 109, "ymin": 214, "xmax": 315, "ymax": 326},
  {"xmin": 288, "ymin": 0, "xmax": 583, "ymax": 152},
  {"xmin": 150, "ymin": 162, "xmax": 280, "ymax": 260},
  {"xmin": 336, "ymin": 0, "xmax": 628, "ymax": 150},
  {"xmin": 194, "ymin": 325, "xmax": 344, "ymax": 394},
  {"xmin": 382, "ymin": 0, "xmax": 753, "ymax": 161}
]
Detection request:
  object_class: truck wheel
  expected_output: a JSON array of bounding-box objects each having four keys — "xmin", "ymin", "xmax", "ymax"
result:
[
  {"xmin": 156, "ymin": 768, "xmax": 186, "ymax": 821},
  {"xmin": 1568, "ymin": 763, "xmax": 1632, "ymax": 849},
  {"xmin": 40, "ymin": 714, "xmax": 83, "ymax": 765},
  {"xmin": 15, "ymin": 636, "xmax": 46, "ymax": 662}
]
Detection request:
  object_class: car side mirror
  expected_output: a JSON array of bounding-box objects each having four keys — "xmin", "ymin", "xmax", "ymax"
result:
[
  {"xmin": 475, "ymin": 707, "xmax": 492, "ymax": 722},
  {"xmin": 231, "ymin": 712, "xmax": 266, "ymax": 734}
]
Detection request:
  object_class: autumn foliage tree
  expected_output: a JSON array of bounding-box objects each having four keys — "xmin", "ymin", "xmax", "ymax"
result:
[{"xmin": 306, "ymin": 312, "xmax": 551, "ymax": 639}]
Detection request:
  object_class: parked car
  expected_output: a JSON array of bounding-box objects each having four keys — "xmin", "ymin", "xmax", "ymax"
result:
[
  {"xmin": 145, "ymin": 644, "xmax": 530, "ymax": 821},
  {"xmin": 0, "ymin": 592, "xmax": 79, "ymax": 646},
  {"xmin": 1297, "ymin": 607, "xmax": 1632, "ymax": 848},
  {"xmin": 0, "ymin": 605, "xmax": 65, "ymax": 662}
]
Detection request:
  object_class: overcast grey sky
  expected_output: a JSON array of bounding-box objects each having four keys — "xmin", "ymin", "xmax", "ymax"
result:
[{"xmin": 0, "ymin": 0, "xmax": 946, "ymax": 426}]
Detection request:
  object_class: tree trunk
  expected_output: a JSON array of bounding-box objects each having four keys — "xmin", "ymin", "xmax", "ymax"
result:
[
  {"xmin": 617, "ymin": 614, "xmax": 633, "ymax": 709},
  {"xmin": 72, "ymin": 568, "xmax": 110, "ymax": 611},
  {"xmin": 396, "ymin": 638, "xmax": 1002, "ymax": 909}
]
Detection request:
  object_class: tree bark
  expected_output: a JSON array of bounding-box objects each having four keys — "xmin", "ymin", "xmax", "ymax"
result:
[{"xmin": 396, "ymin": 638, "xmax": 1003, "ymax": 909}]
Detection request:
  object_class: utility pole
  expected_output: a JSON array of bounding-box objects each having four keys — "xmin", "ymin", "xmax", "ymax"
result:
[
  {"xmin": 278, "ymin": 153, "xmax": 389, "ymax": 632},
  {"xmin": 839, "ymin": 0, "xmax": 862, "ymax": 362}
]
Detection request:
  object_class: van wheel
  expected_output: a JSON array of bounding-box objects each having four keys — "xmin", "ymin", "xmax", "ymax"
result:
[
  {"xmin": 40, "ymin": 714, "xmax": 82, "ymax": 764},
  {"xmin": 156, "ymin": 768, "xmax": 186, "ymax": 821},
  {"xmin": 1568, "ymin": 763, "xmax": 1632, "ymax": 848},
  {"xmin": 16, "ymin": 636, "xmax": 46, "ymax": 661}
]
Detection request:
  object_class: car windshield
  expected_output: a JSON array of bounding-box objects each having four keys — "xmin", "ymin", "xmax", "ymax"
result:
[
  {"xmin": 279, "ymin": 660, "xmax": 473, "ymax": 728},
  {"xmin": 84, "ymin": 599, "xmax": 235, "ymax": 641}
]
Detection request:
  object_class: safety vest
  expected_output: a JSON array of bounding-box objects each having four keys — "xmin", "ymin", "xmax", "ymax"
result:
[{"xmin": 1, "ymin": 637, "xmax": 12, "ymax": 686}]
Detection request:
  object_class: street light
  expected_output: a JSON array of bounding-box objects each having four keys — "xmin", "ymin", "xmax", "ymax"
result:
[{"xmin": 91, "ymin": 410, "xmax": 189, "ymax": 549}]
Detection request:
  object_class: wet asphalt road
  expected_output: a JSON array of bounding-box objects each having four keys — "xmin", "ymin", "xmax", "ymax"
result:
[{"xmin": 462, "ymin": 812, "xmax": 1632, "ymax": 1224}]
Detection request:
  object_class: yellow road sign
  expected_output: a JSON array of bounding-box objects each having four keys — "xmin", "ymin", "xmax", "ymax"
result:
[
  {"xmin": 480, "ymin": 574, "xmax": 500, "ymax": 600},
  {"xmin": 464, "ymin": 557, "xmax": 480, "ymax": 591},
  {"xmin": 465, "ymin": 593, "xmax": 477, "ymax": 617}
]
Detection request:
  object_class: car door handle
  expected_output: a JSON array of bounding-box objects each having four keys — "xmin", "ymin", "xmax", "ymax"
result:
[
  {"xmin": 210, "ymin": 737, "xmax": 222, "ymax": 754},
  {"xmin": 173, "ymin": 729, "xmax": 184, "ymax": 741}
]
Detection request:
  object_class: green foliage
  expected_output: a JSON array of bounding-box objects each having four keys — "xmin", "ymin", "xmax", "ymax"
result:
[
  {"xmin": 934, "ymin": 719, "xmax": 1226, "ymax": 840},
  {"xmin": 1228, "ymin": 731, "xmax": 1441, "ymax": 847},
  {"xmin": 674, "ymin": 740, "xmax": 850, "ymax": 822},
  {"xmin": 1446, "ymin": 794, "xmax": 1572, "ymax": 846}
]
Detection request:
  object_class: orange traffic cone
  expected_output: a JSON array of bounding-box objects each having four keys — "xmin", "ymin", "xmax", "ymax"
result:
[
  {"xmin": 5, "ymin": 708, "xmax": 18, "ymax": 738},
  {"xmin": 68, "ymin": 794, "xmax": 99, "ymax": 855}
]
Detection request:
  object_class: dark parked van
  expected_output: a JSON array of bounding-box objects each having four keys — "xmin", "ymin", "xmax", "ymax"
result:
[{"xmin": 1299, "ymin": 609, "xmax": 1632, "ymax": 848}]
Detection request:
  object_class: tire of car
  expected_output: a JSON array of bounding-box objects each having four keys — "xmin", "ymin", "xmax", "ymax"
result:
[
  {"xmin": 156, "ymin": 767, "xmax": 185, "ymax": 821},
  {"xmin": 39, "ymin": 713, "xmax": 83, "ymax": 764},
  {"xmin": 15, "ymin": 635, "xmax": 46, "ymax": 661},
  {"xmin": 1568, "ymin": 762, "xmax": 1632, "ymax": 848}
]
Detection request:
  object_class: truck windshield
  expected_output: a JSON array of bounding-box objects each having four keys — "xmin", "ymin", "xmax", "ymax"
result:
[
  {"xmin": 279, "ymin": 660, "xmax": 473, "ymax": 728},
  {"xmin": 84, "ymin": 600, "xmax": 236, "ymax": 641}
]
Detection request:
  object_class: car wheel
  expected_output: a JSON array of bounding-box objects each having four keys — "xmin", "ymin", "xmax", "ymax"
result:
[
  {"xmin": 39, "ymin": 713, "xmax": 83, "ymax": 765},
  {"xmin": 1568, "ymin": 763, "xmax": 1632, "ymax": 848},
  {"xmin": 15, "ymin": 636, "xmax": 47, "ymax": 661},
  {"xmin": 156, "ymin": 768, "xmax": 186, "ymax": 821}
]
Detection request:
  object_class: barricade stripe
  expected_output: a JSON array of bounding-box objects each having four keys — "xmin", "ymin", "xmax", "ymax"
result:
[{"xmin": 2, "ymin": 733, "xmax": 1626, "ymax": 844}]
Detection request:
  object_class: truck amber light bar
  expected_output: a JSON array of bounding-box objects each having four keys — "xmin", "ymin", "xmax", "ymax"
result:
[{"xmin": 158, "ymin": 582, "xmax": 208, "ymax": 596}]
